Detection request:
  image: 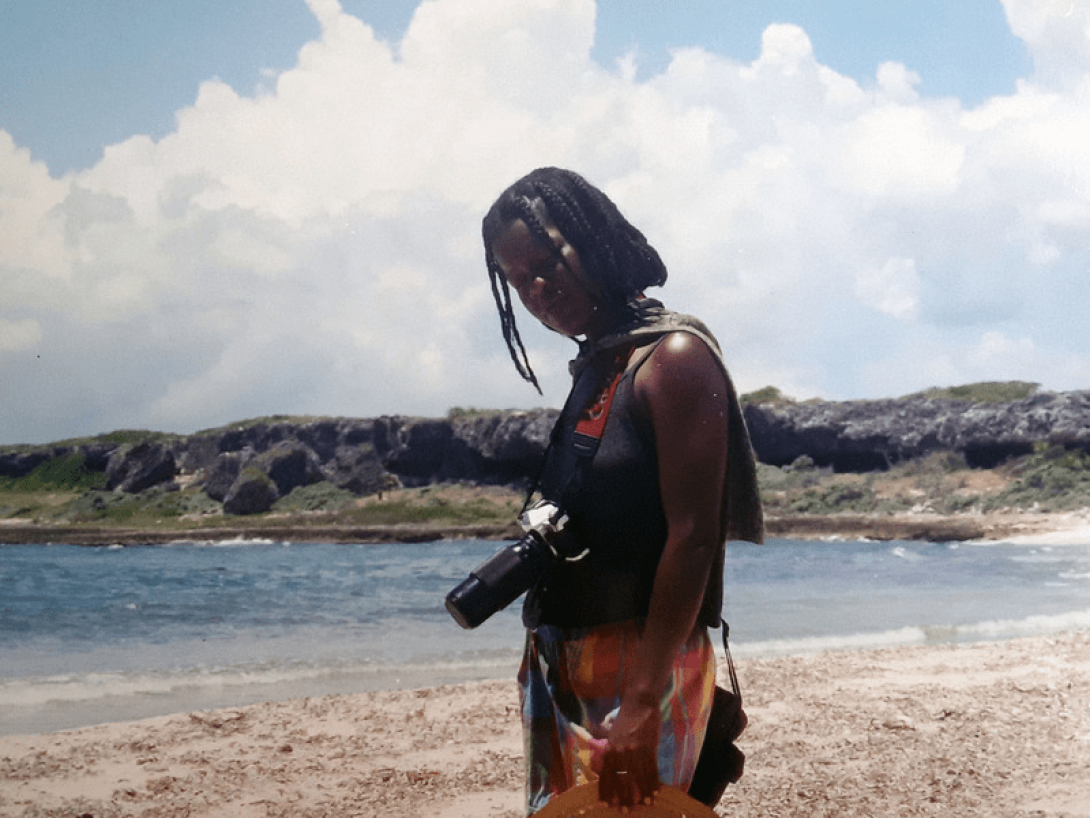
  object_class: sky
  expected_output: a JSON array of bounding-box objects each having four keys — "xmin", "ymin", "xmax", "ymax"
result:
[{"xmin": 1, "ymin": 0, "xmax": 1088, "ymax": 445}]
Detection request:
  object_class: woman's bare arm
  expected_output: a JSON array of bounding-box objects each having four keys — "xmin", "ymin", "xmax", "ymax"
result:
[{"xmin": 598, "ymin": 332, "xmax": 729, "ymax": 808}]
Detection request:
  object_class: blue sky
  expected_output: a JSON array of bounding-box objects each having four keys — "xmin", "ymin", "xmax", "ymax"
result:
[
  {"xmin": 2, "ymin": 1, "xmax": 1030, "ymax": 175},
  {"xmin": 1, "ymin": 0, "xmax": 1088, "ymax": 444}
]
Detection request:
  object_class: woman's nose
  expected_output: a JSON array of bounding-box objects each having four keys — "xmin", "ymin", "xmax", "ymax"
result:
[
  {"xmin": 527, "ymin": 275, "xmax": 549, "ymax": 297},
  {"xmin": 518, "ymin": 277, "xmax": 551, "ymax": 315}
]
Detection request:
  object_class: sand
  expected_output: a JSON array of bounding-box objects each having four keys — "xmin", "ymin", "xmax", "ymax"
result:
[{"xmin": 1, "ymin": 629, "xmax": 1088, "ymax": 818}]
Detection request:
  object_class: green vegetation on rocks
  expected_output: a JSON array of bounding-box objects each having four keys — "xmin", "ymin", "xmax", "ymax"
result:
[
  {"xmin": 981, "ymin": 444, "xmax": 1090, "ymax": 512},
  {"xmin": 0, "ymin": 452, "xmax": 105, "ymax": 492},
  {"xmin": 62, "ymin": 485, "xmax": 223, "ymax": 525},
  {"xmin": 741, "ymin": 385, "xmax": 794, "ymax": 405},
  {"xmin": 274, "ymin": 482, "xmax": 358, "ymax": 513},
  {"xmin": 906, "ymin": 381, "xmax": 1040, "ymax": 402},
  {"xmin": 755, "ymin": 448, "xmax": 1087, "ymax": 518},
  {"xmin": 340, "ymin": 486, "xmax": 520, "ymax": 527}
]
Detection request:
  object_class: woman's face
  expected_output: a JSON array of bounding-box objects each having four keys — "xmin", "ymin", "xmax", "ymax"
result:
[{"xmin": 491, "ymin": 217, "xmax": 609, "ymax": 340}]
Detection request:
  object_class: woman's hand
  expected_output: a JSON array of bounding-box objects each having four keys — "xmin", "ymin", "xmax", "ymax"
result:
[{"xmin": 597, "ymin": 697, "xmax": 662, "ymax": 809}]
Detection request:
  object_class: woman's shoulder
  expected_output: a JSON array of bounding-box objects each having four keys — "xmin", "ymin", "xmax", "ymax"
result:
[
  {"xmin": 642, "ymin": 329, "xmax": 723, "ymax": 373},
  {"xmin": 632, "ymin": 330, "xmax": 728, "ymax": 408}
]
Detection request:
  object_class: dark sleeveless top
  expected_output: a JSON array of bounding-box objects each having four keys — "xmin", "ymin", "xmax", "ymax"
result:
[
  {"xmin": 522, "ymin": 300, "xmax": 764, "ymax": 632},
  {"xmin": 524, "ymin": 346, "xmax": 667, "ymax": 629}
]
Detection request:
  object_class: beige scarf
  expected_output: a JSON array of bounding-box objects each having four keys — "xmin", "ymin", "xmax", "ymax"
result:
[{"xmin": 571, "ymin": 298, "xmax": 765, "ymax": 546}]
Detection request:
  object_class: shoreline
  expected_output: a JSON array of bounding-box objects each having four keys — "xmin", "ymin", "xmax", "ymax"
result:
[
  {"xmin": 2, "ymin": 631, "xmax": 1088, "ymax": 817},
  {"xmin": 0, "ymin": 521, "xmax": 522, "ymax": 546},
  {"xmin": 2, "ymin": 510, "xmax": 1087, "ymax": 546}
]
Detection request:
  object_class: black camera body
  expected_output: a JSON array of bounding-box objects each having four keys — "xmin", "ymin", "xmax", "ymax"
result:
[{"xmin": 445, "ymin": 499, "xmax": 573, "ymax": 629}]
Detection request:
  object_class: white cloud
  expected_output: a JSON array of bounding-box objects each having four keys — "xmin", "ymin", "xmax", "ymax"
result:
[
  {"xmin": 2, "ymin": 0, "xmax": 1090, "ymax": 443},
  {"xmin": 0, "ymin": 318, "xmax": 42, "ymax": 352},
  {"xmin": 836, "ymin": 105, "xmax": 965, "ymax": 197},
  {"xmin": 967, "ymin": 330, "xmax": 1037, "ymax": 371},
  {"xmin": 860, "ymin": 328, "xmax": 1090, "ymax": 399},
  {"xmin": 746, "ymin": 23, "xmax": 815, "ymax": 76},
  {"xmin": 1001, "ymin": 0, "xmax": 1090, "ymax": 89},
  {"xmin": 0, "ymin": 132, "xmax": 70, "ymax": 281},
  {"xmin": 855, "ymin": 257, "xmax": 920, "ymax": 320},
  {"xmin": 876, "ymin": 61, "xmax": 922, "ymax": 104}
]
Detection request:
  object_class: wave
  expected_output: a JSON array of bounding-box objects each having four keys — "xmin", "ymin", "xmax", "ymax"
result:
[
  {"xmin": 87, "ymin": 537, "xmax": 286, "ymax": 551},
  {"xmin": 7, "ymin": 608, "xmax": 1090, "ymax": 710},
  {"xmin": 1, "ymin": 664, "xmax": 322, "ymax": 709},
  {"xmin": 735, "ymin": 626, "xmax": 928, "ymax": 658},
  {"xmin": 988, "ymin": 529, "xmax": 1090, "ymax": 547},
  {"xmin": 730, "ymin": 608, "xmax": 1090, "ymax": 660},
  {"xmin": 161, "ymin": 536, "xmax": 282, "ymax": 548},
  {"xmin": 3, "ymin": 608, "xmax": 1088, "ymax": 736},
  {"xmin": 957, "ymin": 609, "xmax": 1090, "ymax": 638},
  {"xmin": 0, "ymin": 650, "xmax": 522, "ymax": 711}
]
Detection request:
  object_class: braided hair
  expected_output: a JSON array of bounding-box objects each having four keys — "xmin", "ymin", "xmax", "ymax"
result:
[{"xmin": 482, "ymin": 167, "xmax": 668, "ymax": 390}]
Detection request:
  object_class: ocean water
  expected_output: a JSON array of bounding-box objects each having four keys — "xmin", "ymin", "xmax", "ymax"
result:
[{"xmin": 2, "ymin": 534, "xmax": 1089, "ymax": 736}]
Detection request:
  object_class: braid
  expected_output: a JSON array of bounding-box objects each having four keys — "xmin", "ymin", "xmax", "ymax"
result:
[
  {"xmin": 487, "ymin": 249, "xmax": 542, "ymax": 392},
  {"xmin": 482, "ymin": 167, "xmax": 669, "ymax": 387}
]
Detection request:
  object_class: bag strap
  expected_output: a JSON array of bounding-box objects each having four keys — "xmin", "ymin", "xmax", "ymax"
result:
[{"xmin": 720, "ymin": 618, "xmax": 742, "ymax": 702}]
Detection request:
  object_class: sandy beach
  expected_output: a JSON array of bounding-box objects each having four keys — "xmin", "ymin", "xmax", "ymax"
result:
[{"xmin": 0, "ymin": 628, "xmax": 1087, "ymax": 817}]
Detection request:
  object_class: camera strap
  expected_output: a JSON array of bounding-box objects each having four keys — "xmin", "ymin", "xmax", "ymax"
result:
[
  {"xmin": 570, "ymin": 347, "xmax": 630, "ymax": 458},
  {"xmin": 522, "ymin": 346, "xmax": 632, "ymax": 516}
]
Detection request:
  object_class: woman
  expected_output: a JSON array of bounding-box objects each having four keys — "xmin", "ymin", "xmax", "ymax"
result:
[{"xmin": 482, "ymin": 167, "xmax": 763, "ymax": 814}]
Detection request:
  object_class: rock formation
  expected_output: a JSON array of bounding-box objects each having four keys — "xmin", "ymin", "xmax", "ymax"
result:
[
  {"xmin": 743, "ymin": 390, "xmax": 1090, "ymax": 470},
  {"xmin": 2, "ymin": 390, "xmax": 1087, "ymax": 515},
  {"xmin": 104, "ymin": 442, "xmax": 177, "ymax": 493}
]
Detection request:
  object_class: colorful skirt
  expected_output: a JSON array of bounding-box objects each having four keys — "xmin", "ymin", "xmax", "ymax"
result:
[{"xmin": 517, "ymin": 620, "xmax": 715, "ymax": 815}]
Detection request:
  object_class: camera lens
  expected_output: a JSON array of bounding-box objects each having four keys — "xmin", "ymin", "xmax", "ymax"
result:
[
  {"xmin": 445, "ymin": 575, "xmax": 491, "ymax": 630},
  {"xmin": 444, "ymin": 532, "xmax": 552, "ymax": 629}
]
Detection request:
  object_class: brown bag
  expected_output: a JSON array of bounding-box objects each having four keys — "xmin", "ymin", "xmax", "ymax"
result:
[{"xmin": 688, "ymin": 621, "xmax": 747, "ymax": 806}]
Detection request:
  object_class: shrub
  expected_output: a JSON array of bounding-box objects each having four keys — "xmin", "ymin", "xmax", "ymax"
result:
[
  {"xmin": 0, "ymin": 453, "xmax": 106, "ymax": 492},
  {"xmin": 909, "ymin": 381, "xmax": 1040, "ymax": 403},
  {"xmin": 274, "ymin": 482, "xmax": 357, "ymax": 513},
  {"xmin": 447, "ymin": 407, "xmax": 503, "ymax": 420},
  {"xmin": 741, "ymin": 386, "xmax": 794, "ymax": 405},
  {"xmin": 983, "ymin": 445, "xmax": 1090, "ymax": 511},
  {"xmin": 63, "ymin": 486, "xmax": 220, "ymax": 523}
]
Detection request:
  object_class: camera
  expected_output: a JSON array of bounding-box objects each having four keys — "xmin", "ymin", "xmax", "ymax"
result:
[{"xmin": 445, "ymin": 499, "xmax": 577, "ymax": 629}]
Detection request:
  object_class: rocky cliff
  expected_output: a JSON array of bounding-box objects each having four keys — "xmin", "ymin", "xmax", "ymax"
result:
[
  {"xmin": 0, "ymin": 411, "xmax": 557, "ymax": 515},
  {"xmin": 3, "ymin": 390, "xmax": 1088, "ymax": 515},
  {"xmin": 744, "ymin": 390, "xmax": 1090, "ymax": 470}
]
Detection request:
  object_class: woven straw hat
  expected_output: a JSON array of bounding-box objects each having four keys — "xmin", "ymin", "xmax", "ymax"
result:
[{"xmin": 535, "ymin": 783, "xmax": 718, "ymax": 818}]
